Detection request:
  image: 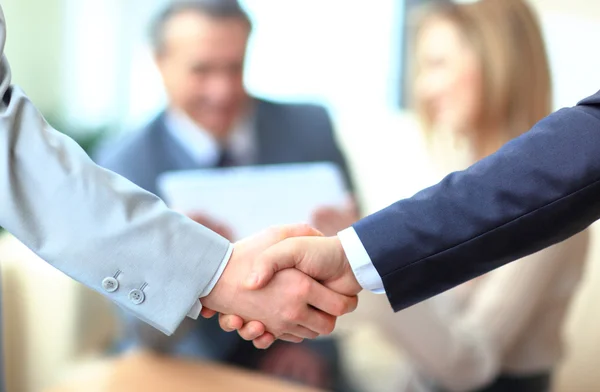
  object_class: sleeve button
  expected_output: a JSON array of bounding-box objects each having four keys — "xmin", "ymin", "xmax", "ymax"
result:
[
  {"xmin": 128, "ymin": 289, "xmax": 145, "ymax": 305},
  {"xmin": 102, "ymin": 277, "xmax": 119, "ymax": 293}
]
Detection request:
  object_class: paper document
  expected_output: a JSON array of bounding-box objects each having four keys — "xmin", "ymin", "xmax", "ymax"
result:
[{"xmin": 157, "ymin": 162, "xmax": 348, "ymax": 240}]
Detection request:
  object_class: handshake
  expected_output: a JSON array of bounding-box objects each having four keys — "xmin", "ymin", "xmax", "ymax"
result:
[{"xmin": 199, "ymin": 224, "xmax": 362, "ymax": 349}]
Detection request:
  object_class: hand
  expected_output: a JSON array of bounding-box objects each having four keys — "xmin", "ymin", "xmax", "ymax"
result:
[
  {"xmin": 186, "ymin": 211, "xmax": 234, "ymax": 241},
  {"xmin": 259, "ymin": 343, "xmax": 330, "ymax": 389},
  {"xmin": 312, "ymin": 198, "xmax": 359, "ymax": 236},
  {"xmin": 247, "ymin": 235, "xmax": 362, "ymax": 296},
  {"xmin": 201, "ymin": 225, "xmax": 359, "ymax": 342},
  {"xmin": 217, "ymin": 235, "xmax": 362, "ymax": 348}
]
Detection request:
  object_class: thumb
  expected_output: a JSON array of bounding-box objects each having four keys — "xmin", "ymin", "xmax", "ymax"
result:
[
  {"xmin": 200, "ymin": 307, "xmax": 217, "ymax": 318},
  {"xmin": 244, "ymin": 225, "xmax": 321, "ymax": 290},
  {"xmin": 277, "ymin": 223, "xmax": 324, "ymax": 239},
  {"xmin": 245, "ymin": 238, "xmax": 304, "ymax": 290}
]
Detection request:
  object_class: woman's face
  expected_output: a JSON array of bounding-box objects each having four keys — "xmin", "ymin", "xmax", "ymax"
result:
[{"xmin": 414, "ymin": 17, "xmax": 483, "ymax": 135}]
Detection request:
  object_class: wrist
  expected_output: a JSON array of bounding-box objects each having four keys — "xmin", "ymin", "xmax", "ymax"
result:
[
  {"xmin": 331, "ymin": 235, "xmax": 350, "ymax": 272},
  {"xmin": 337, "ymin": 227, "xmax": 385, "ymax": 294},
  {"xmin": 201, "ymin": 245, "xmax": 236, "ymax": 313},
  {"xmin": 331, "ymin": 236, "xmax": 362, "ymax": 295},
  {"xmin": 199, "ymin": 243, "xmax": 233, "ymax": 297}
]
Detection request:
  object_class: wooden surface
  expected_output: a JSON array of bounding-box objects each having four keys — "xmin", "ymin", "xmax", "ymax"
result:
[{"xmin": 45, "ymin": 352, "xmax": 323, "ymax": 392}]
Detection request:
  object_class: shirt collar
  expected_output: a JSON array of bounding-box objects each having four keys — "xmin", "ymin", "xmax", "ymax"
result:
[{"xmin": 164, "ymin": 107, "xmax": 256, "ymax": 167}]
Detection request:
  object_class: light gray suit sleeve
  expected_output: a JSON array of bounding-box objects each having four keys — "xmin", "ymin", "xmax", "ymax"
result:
[{"xmin": 0, "ymin": 7, "xmax": 230, "ymax": 335}]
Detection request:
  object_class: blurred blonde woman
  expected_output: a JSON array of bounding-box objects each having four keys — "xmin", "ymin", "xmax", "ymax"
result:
[
  {"xmin": 376, "ymin": 1, "xmax": 588, "ymax": 391},
  {"xmin": 316, "ymin": 0, "xmax": 589, "ymax": 391}
]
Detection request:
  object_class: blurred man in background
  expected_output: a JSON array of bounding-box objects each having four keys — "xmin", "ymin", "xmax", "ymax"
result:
[{"xmin": 95, "ymin": 0, "xmax": 357, "ymax": 390}]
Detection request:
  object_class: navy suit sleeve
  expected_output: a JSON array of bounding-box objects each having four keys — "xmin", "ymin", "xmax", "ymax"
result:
[{"xmin": 353, "ymin": 91, "xmax": 600, "ymax": 311}]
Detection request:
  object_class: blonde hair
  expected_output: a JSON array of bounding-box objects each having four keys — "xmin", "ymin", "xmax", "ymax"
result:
[{"xmin": 410, "ymin": 0, "xmax": 551, "ymax": 150}]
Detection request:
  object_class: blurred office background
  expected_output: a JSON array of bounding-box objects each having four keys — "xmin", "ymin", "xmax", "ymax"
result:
[
  {"xmin": 3, "ymin": 0, "xmax": 600, "ymax": 391},
  {"xmin": 6, "ymin": 0, "xmax": 600, "ymax": 134}
]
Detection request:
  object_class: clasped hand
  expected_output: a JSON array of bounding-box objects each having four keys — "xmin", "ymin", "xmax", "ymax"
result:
[{"xmin": 200, "ymin": 224, "xmax": 362, "ymax": 348}]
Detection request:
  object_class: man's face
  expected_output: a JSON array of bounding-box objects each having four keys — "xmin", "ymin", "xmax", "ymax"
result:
[{"xmin": 156, "ymin": 12, "xmax": 250, "ymax": 138}]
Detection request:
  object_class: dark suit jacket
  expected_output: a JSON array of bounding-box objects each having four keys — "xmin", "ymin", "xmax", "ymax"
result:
[
  {"xmin": 354, "ymin": 90, "xmax": 600, "ymax": 312},
  {"xmin": 94, "ymin": 98, "xmax": 353, "ymax": 361},
  {"xmin": 96, "ymin": 99, "xmax": 353, "ymax": 195}
]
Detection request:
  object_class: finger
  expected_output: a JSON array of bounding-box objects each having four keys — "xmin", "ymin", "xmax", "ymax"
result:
[
  {"xmin": 276, "ymin": 223, "xmax": 324, "ymax": 239},
  {"xmin": 277, "ymin": 334, "xmax": 304, "ymax": 344},
  {"xmin": 311, "ymin": 212, "xmax": 334, "ymax": 233},
  {"xmin": 311, "ymin": 207, "xmax": 331, "ymax": 221},
  {"xmin": 237, "ymin": 321, "xmax": 266, "ymax": 341},
  {"xmin": 254, "ymin": 332, "xmax": 278, "ymax": 349},
  {"xmin": 218, "ymin": 314, "xmax": 244, "ymax": 332},
  {"xmin": 185, "ymin": 211, "xmax": 215, "ymax": 225},
  {"xmin": 308, "ymin": 279, "xmax": 359, "ymax": 317},
  {"xmin": 289, "ymin": 324, "xmax": 320, "ymax": 340},
  {"xmin": 244, "ymin": 239, "xmax": 304, "ymax": 290},
  {"xmin": 185, "ymin": 212, "xmax": 233, "ymax": 239},
  {"xmin": 215, "ymin": 224, "xmax": 233, "ymax": 241},
  {"xmin": 200, "ymin": 308, "xmax": 217, "ymax": 318},
  {"xmin": 244, "ymin": 225, "xmax": 324, "ymax": 290},
  {"xmin": 296, "ymin": 306, "xmax": 337, "ymax": 336},
  {"xmin": 346, "ymin": 195, "xmax": 358, "ymax": 211}
]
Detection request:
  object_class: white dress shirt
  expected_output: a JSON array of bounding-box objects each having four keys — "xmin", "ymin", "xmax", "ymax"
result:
[
  {"xmin": 164, "ymin": 108, "xmax": 257, "ymax": 167},
  {"xmin": 338, "ymin": 227, "xmax": 385, "ymax": 293}
]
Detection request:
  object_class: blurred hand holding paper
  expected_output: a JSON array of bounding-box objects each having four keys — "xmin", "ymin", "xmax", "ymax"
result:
[{"xmin": 157, "ymin": 162, "xmax": 348, "ymax": 241}]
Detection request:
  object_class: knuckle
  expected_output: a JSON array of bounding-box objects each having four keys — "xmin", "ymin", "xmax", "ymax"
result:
[
  {"xmin": 296, "ymin": 223, "xmax": 313, "ymax": 234},
  {"xmin": 239, "ymin": 330, "xmax": 253, "ymax": 341},
  {"xmin": 249, "ymin": 324, "xmax": 263, "ymax": 337},
  {"xmin": 323, "ymin": 318, "xmax": 336, "ymax": 335},
  {"xmin": 333, "ymin": 300, "xmax": 347, "ymax": 316},
  {"xmin": 238, "ymin": 331, "xmax": 251, "ymax": 340},
  {"xmin": 262, "ymin": 338, "xmax": 277, "ymax": 348},
  {"xmin": 266, "ymin": 225, "xmax": 279, "ymax": 235},
  {"xmin": 272, "ymin": 322, "xmax": 287, "ymax": 337},
  {"xmin": 219, "ymin": 319, "xmax": 232, "ymax": 331},
  {"xmin": 245, "ymin": 326, "xmax": 257, "ymax": 338},
  {"xmin": 289, "ymin": 310, "xmax": 303, "ymax": 323},
  {"xmin": 284, "ymin": 307, "xmax": 303, "ymax": 323},
  {"xmin": 254, "ymin": 340, "xmax": 267, "ymax": 349},
  {"xmin": 264, "ymin": 226, "xmax": 282, "ymax": 241},
  {"xmin": 335, "ymin": 297, "xmax": 354, "ymax": 316},
  {"xmin": 295, "ymin": 276, "xmax": 312, "ymax": 297}
]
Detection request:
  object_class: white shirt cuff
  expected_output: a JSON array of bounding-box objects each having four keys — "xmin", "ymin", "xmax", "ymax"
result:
[
  {"xmin": 338, "ymin": 227, "xmax": 385, "ymax": 294},
  {"xmin": 186, "ymin": 243, "xmax": 234, "ymax": 319}
]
